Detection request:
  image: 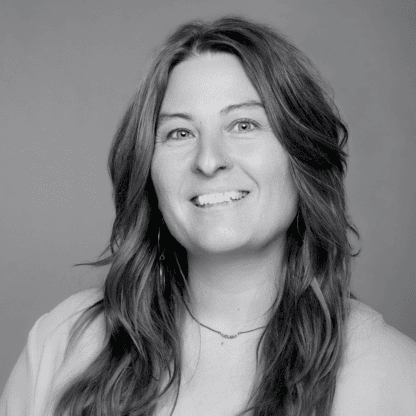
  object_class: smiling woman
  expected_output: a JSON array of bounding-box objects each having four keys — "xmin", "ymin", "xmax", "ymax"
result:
[
  {"xmin": 152, "ymin": 53, "xmax": 298, "ymax": 258},
  {"xmin": 1, "ymin": 15, "xmax": 416, "ymax": 416}
]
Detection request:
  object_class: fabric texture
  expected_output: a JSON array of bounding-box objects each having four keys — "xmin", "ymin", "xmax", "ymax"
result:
[{"xmin": 1, "ymin": 287, "xmax": 415, "ymax": 415}]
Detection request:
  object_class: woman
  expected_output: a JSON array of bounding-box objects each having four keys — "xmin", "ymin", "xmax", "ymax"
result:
[{"xmin": 1, "ymin": 15, "xmax": 415, "ymax": 416}]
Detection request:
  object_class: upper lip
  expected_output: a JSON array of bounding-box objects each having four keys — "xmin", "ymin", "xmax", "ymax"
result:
[{"xmin": 190, "ymin": 189, "xmax": 250, "ymax": 201}]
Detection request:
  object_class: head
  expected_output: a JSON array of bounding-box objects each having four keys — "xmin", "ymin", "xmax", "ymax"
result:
[
  {"xmin": 151, "ymin": 51, "xmax": 299, "ymax": 262},
  {"xmin": 110, "ymin": 15, "xmax": 352, "ymax": 293}
]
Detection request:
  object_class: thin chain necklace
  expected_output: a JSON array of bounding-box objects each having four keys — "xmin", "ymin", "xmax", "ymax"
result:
[{"xmin": 183, "ymin": 301, "xmax": 266, "ymax": 339}]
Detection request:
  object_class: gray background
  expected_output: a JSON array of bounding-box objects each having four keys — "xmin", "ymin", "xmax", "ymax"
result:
[{"xmin": 1, "ymin": 0, "xmax": 415, "ymax": 392}]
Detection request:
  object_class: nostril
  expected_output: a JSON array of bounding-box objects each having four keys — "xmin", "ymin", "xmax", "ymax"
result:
[{"xmin": 220, "ymin": 157, "xmax": 230, "ymax": 168}]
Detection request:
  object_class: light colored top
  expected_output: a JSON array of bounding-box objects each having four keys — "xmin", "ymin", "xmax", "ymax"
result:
[{"xmin": 1, "ymin": 288, "xmax": 415, "ymax": 415}]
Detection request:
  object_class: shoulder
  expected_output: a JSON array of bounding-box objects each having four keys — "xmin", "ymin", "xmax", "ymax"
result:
[
  {"xmin": 0, "ymin": 287, "xmax": 105, "ymax": 415},
  {"xmin": 44, "ymin": 287, "xmax": 104, "ymax": 328},
  {"xmin": 344, "ymin": 298, "xmax": 416, "ymax": 364},
  {"xmin": 34, "ymin": 286, "xmax": 104, "ymax": 344},
  {"xmin": 28, "ymin": 286, "xmax": 106, "ymax": 378},
  {"xmin": 333, "ymin": 298, "xmax": 416, "ymax": 415}
]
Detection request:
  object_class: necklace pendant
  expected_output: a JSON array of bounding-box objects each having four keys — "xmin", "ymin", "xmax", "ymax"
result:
[{"xmin": 220, "ymin": 333, "xmax": 239, "ymax": 339}]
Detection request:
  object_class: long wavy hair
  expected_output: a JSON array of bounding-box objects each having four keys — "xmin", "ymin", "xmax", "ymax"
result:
[{"xmin": 53, "ymin": 15, "xmax": 359, "ymax": 416}]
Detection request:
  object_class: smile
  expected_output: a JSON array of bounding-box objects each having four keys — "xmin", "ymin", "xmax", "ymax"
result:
[{"xmin": 192, "ymin": 191, "xmax": 249, "ymax": 207}]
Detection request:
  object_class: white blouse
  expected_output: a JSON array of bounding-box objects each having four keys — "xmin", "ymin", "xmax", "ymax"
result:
[{"xmin": 1, "ymin": 287, "xmax": 415, "ymax": 415}]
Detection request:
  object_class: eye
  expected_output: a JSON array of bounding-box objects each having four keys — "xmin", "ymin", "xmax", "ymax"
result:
[
  {"xmin": 166, "ymin": 129, "xmax": 193, "ymax": 140},
  {"xmin": 232, "ymin": 119, "xmax": 258, "ymax": 133}
]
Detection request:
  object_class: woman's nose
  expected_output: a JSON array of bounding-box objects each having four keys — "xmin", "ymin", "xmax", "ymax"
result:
[{"xmin": 191, "ymin": 133, "xmax": 232, "ymax": 176}]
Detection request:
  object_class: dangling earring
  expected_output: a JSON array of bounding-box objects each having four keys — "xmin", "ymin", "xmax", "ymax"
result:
[
  {"xmin": 157, "ymin": 223, "xmax": 165, "ymax": 291},
  {"xmin": 296, "ymin": 211, "xmax": 302, "ymax": 237}
]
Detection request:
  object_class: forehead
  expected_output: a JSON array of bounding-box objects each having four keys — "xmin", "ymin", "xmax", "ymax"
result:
[{"xmin": 161, "ymin": 52, "xmax": 261, "ymax": 111}]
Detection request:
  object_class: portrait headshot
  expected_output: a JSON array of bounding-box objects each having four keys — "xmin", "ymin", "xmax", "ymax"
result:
[{"xmin": 1, "ymin": 0, "xmax": 415, "ymax": 415}]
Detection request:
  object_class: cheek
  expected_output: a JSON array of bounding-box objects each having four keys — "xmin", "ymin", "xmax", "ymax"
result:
[
  {"xmin": 150, "ymin": 158, "xmax": 168, "ymax": 209},
  {"xmin": 262, "ymin": 154, "xmax": 298, "ymax": 212},
  {"xmin": 151, "ymin": 156, "xmax": 181, "ymax": 216}
]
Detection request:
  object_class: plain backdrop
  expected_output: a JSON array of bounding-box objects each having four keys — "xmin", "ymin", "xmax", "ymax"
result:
[{"xmin": 1, "ymin": 0, "xmax": 415, "ymax": 392}]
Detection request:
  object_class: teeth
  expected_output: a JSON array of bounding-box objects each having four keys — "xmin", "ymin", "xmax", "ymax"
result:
[{"xmin": 194, "ymin": 191, "xmax": 248, "ymax": 207}]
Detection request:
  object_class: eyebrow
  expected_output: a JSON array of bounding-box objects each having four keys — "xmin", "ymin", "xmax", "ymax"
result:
[{"xmin": 157, "ymin": 100, "xmax": 265, "ymax": 127}]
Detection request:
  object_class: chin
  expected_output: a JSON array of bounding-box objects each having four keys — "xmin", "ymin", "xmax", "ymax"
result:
[{"xmin": 190, "ymin": 233, "xmax": 251, "ymax": 255}]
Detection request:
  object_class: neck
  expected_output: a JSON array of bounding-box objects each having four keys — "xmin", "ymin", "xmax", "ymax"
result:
[{"xmin": 185, "ymin": 245, "xmax": 283, "ymax": 334}]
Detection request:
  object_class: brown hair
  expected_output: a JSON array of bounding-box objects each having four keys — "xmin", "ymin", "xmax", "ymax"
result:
[{"xmin": 53, "ymin": 15, "xmax": 359, "ymax": 416}]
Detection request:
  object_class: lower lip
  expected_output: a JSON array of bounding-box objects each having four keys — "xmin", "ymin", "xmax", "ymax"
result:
[{"xmin": 192, "ymin": 194, "xmax": 250, "ymax": 210}]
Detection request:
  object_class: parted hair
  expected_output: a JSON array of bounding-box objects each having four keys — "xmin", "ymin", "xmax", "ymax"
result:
[{"xmin": 53, "ymin": 15, "xmax": 359, "ymax": 416}]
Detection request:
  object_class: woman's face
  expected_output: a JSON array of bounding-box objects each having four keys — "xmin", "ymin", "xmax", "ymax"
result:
[{"xmin": 151, "ymin": 52, "xmax": 298, "ymax": 256}]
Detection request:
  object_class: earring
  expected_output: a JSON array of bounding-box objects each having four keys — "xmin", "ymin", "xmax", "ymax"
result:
[
  {"xmin": 296, "ymin": 211, "xmax": 302, "ymax": 236},
  {"xmin": 157, "ymin": 224, "xmax": 165, "ymax": 291}
]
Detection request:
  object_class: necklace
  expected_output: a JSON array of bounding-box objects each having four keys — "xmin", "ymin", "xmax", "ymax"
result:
[{"xmin": 183, "ymin": 301, "xmax": 266, "ymax": 339}]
